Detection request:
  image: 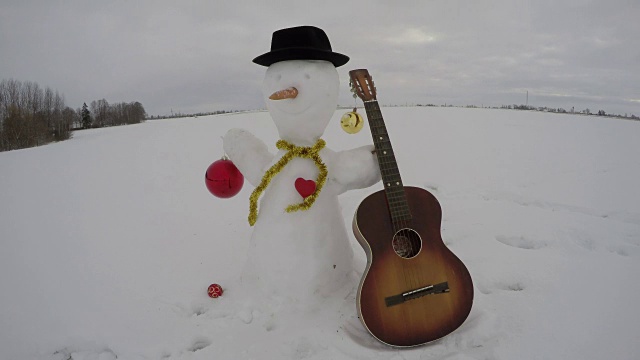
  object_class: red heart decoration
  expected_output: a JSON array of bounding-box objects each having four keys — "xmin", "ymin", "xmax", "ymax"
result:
[{"xmin": 295, "ymin": 178, "xmax": 316, "ymax": 198}]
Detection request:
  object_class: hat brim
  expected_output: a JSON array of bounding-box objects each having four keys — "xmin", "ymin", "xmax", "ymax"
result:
[{"xmin": 253, "ymin": 48, "xmax": 349, "ymax": 67}]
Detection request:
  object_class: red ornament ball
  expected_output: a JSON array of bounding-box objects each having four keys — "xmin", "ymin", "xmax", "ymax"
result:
[
  {"xmin": 205, "ymin": 159, "xmax": 244, "ymax": 198},
  {"xmin": 207, "ymin": 283, "xmax": 224, "ymax": 298}
]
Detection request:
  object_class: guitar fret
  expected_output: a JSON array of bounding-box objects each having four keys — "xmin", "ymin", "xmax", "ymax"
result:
[
  {"xmin": 387, "ymin": 191, "xmax": 407, "ymax": 198},
  {"xmin": 379, "ymin": 166, "xmax": 398, "ymax": 172},
  {"xmin": 362, "ymin": 99, "xmax": 412, "ymax": 222},
  {"xmin": 379, "ymin": 160, "xmax": 399, "ymax": 168},
  {"xmin": 389, "ymin": 205, "xmax": 409, "ymax": 212},
  {"xmin": 380, "ymin": 169, "xmax": 399, "ymax": 175},
  {"xmin": 381, "ymin": 178, "xmax": 402, "ymax": 186},
  {"xmin": 390, "ymin": 199, "xmax": 408, "ymax": 206},
  {"xmin": 389, "ymin": 206, "xmax": 410, "ymax": 215},
  {"xmin": 379, "ymin": 168, "xmax": 400, "ymax": 175},
  {"xmin": 387, "ymin": 195, "xmax": 407, "ymax": 202},
  {"xmin": 388, "ymin": 207, "xmax": 409, "ymax": 216},
  {"xmin": 382, "ymin": 178, "xmax": 402, "ymax": 185},
  {"xmin": 379, "ymin": 165, "xmax": 399, "ymax": 172},
  {"xmin": 390, "ymin": 213, "xmax": 411, "ymax": 220},
  {"xmin": 390, "ymin": 211, "xmax": 411, "ymax": 219},
  {"xmin": 388, "ymin": 199, "xmax": 408, "ymax": 206},
  {"xmin": 378, "ymin": 158, "xmax": 398, "ymax": 166}
]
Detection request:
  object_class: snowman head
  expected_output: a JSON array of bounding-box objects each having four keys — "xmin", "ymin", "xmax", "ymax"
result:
[
  {"xmin": 253, "ymin": 26, "xmax": 349, "ymax": 145},
  {"xmin": 263, "ymin": 60, "xmax": 339, "ymax": 144}
]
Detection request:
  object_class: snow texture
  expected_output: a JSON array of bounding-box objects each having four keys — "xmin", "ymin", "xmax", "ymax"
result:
[{"xmin": 1, "ymin": 106, "xmax": 639, "ymax": 359}]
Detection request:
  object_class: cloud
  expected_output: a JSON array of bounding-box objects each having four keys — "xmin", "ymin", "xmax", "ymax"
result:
[
  {"xmin": 384, "ymin": 28, "xmax": 438, "ymax": 45},
  {"xmin": 1, "ymin": 0, "xmax": 638, "ymax": 116}
]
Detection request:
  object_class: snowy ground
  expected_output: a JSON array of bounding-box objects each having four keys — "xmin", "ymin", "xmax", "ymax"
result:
[{"xmin": 1, "ymin": 106, "xmax": 639, "ymax": 359}]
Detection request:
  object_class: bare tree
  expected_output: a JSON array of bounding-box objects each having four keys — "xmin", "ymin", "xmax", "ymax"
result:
[
  {"xmin": 91, "ymin": 99, "xmax": 110, "ymax": 128},
  {"xmin": 59, "ymin": 107, "xmax": 75, "ymax": 140},
  {"xmin": 52, "ymin": 91, "xmax": 69, "ymax": 141},
  {"xmin": 0, "ymin": 81, "xmax": 5, "ymax": 149},
  {"xmin": 2, "ymin": 77, "xmax": 147, "ymax": 151},
  {"xmin": 1, "ymin": 79, "xmax": 26, "ymax": 150},
  {"xmin": 1, "ymin": 79, "xmax": 73, "ymax": 151}
]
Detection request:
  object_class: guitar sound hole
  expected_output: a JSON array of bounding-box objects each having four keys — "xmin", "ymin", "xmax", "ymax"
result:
[{"xmin": 392, "ymin": 228, "xmax": 422, "ymax": 259}]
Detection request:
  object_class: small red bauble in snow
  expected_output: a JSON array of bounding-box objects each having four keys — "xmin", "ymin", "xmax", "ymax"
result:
[
  {"xmin": 205, "ymin": 157, "xmax": 244, "ymax": 198},
  {"xmin": 207, "ymin": 283, "xmax": 224, "ymax": 298}
]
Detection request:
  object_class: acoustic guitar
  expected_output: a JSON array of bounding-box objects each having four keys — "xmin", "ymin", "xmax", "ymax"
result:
[{"xmin": 350, "ymin": 69, "xmax": 474, "ymax": 347}]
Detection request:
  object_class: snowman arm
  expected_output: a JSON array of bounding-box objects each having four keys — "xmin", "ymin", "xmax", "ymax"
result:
[
  {"xmin": 331, "ymin": 145, "xmax": 381, "ymax": 195},
  {"xmin": 223, "ymin": 128, "xmax": 274, "ymax": 187}
]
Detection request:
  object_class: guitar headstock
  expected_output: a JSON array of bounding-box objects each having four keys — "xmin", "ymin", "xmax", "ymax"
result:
[{"xmin": 349, "ymin": 69, "xmax": 376, "ymax": 102}]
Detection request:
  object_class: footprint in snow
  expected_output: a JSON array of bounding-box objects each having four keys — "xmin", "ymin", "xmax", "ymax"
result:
[
  {"xmin": 188, "ymin": 338, "xmax": 212, "ymax": 352},
  {"xmin": 496, "ymin": 281, "xmax": 525, "ymax": 292},
  {"xmin": 174, "ymin": 298, "xmax": 235, "ymax": 319},
  {"xmin": 495, "ymin": 235, "xmax": 547, "ymax": 250},
  {"xmin": 191, "ymin": 303, "xmax": 208, "ymax": 316},
  {"xmin": 606, "ymin": 244, "xmax": 638, "ymax": 257},
  {"xmin": 571, "ymin": 232, "xmax": 598, "ymax": 251},
  {"xmin": 53, "ymin": 348, "xmax": 117, "ymax": 360},
  {"xmin": 477, "ymin": 280, "xmax": 525, "ymax": 294},
  {"xmin": 291, "ymin": 337, "xmax": 328, "ymax": 359}
]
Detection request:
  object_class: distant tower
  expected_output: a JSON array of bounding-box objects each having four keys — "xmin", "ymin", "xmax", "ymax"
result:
[{"xmin": 526, "ymin": 91, "xmax": 529, "ymax": 106}]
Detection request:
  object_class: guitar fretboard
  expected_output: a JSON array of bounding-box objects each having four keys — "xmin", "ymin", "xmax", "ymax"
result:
[{"xmin": 364, "ymin": 100, "xmax": 412, "ymax": 224}]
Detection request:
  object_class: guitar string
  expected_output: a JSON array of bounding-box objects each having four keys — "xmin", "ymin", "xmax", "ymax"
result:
[
  {"xmin": 366, "ymin": 101, "xmax": 416, "ymax": 291},
  {"xmin": 354, "ymin": 77, "xmax": 420, "ymax": 300},
  {"xmin": 368, "ymin": 107, "xmax": 413, "ymax": 235},
  {"xmin": 366, "ymin": 101, "xmax": 423, "ymax": 293},
  {"xmin": 355, "ymin": 78, "xmax": 416, "ymax": 300},
  {"xmin": 370, "ymin": 95, "xmax": 432, "ymax": 289}
]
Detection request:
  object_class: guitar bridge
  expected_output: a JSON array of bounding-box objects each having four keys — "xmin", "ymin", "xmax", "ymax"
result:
[{"xmin": 385, "ymin": 281, "xmax": 450, "ymax": 307}]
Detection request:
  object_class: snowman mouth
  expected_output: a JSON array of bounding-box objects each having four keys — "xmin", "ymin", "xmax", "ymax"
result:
[{"xmin": 269, "ymin": 87, "xmax": 298, "ymax": 100}]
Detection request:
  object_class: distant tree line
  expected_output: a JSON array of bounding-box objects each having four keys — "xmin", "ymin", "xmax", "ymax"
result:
[
  {"xmin": 412, "ymin": 103, "xmax": 637, "ymax": 120},
  {"xmin": 82, "ymin": 99, "xmax": 146, "ymax": 129},
  {"xmin": 147, "ymin": 109, "xmax": 241, "ymax": 120},
  {"xmin": 500, "ymin": 104, "xmax": 638, "ymax": 120},
  {"xmin": 1, "ymin": 78, "xmax": 147, "ymax": 152},
  {"xmin": 0, "ymin": 79, "xmax": 73, "ymax": 151}
]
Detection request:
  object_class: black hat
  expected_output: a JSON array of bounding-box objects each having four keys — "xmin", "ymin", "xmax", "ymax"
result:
[{"xmin": 253, "ymin": 26, "xmax": 349, "ymax": 67}]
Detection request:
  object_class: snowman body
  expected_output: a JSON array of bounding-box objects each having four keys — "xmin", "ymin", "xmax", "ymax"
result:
[{"xmin": 224, "ymin": 60, "xmax": 380, "ymax": 303}]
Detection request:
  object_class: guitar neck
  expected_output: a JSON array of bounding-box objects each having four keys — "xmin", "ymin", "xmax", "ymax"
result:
[{"xmin": 363, "ymin": 100, "xmax": 412, "ymax": 224}]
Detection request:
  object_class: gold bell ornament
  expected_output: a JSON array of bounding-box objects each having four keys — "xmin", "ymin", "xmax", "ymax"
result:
[{"xmin": 340, "ymin": 107, "xmax": 364, "ymax": 134}]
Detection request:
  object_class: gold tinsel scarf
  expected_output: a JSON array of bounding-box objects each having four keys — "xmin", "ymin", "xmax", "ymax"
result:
[{"xmin": 248, "ymin": 139, "xmax": 328, "ymax": 226}]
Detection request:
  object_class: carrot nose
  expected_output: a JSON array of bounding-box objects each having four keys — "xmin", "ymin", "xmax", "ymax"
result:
[{"xmin": 269, "ymin": 87, "xmax": 298, "ymax": 100}]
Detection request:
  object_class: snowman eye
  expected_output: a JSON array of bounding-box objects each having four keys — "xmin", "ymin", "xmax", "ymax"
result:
[{"xmin": 304, "ymin": 73, "xmax": 311, "ymax": 80}]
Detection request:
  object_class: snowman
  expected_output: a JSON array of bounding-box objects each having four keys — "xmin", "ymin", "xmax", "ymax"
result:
[{"xmin": 223, "ymin": 26, "xmax": 380, "ymax": 305}]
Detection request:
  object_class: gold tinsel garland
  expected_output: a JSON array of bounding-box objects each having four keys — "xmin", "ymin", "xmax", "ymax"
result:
[{"xmin": 248, "ymin": 139, "xmax": 328, "ymax": 226}]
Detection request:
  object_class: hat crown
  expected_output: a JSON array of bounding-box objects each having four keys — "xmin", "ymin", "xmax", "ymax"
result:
[
  {"xmin": 271, "ymin": 26, "xmax": 332, "ymax": 52},
  {"xmin": 253, "ymin": 25, "xmax": 349, "ymax": 67}
]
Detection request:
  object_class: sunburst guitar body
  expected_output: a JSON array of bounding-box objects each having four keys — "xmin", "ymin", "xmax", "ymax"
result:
[{"xmin": 349, "ymin": 69, "xmax": 474, "ymax": 347}]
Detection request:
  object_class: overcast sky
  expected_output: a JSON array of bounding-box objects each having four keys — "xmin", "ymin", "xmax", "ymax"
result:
[{"xmin": 1, "ymin": 0, "xmax": 638, "ymax": 116}]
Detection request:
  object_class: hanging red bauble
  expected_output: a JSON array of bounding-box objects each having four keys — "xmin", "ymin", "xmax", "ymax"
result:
[
  {"xmin": 205, "ymin": 157, "xmax": 244, "ymax": 198},
  {"xmin": 207, "ymin": 283, "xmax": 224, "ymax": 298}
]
